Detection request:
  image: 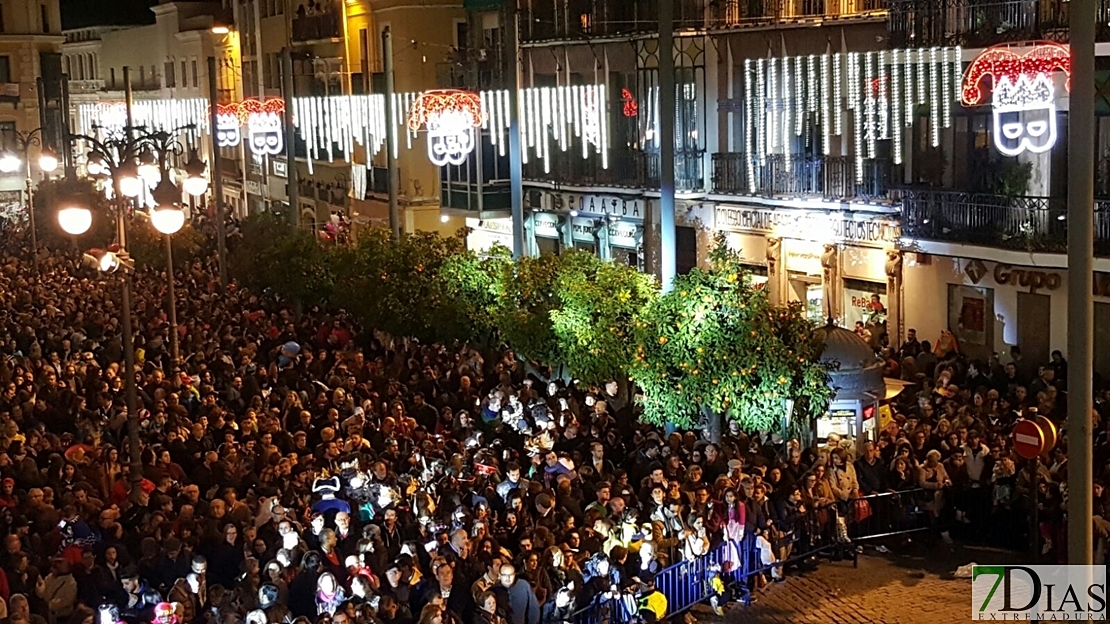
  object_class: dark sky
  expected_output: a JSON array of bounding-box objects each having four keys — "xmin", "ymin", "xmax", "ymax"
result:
[{"xmin": 61, "ymin": 0, "xmax": 158, "ymax": 29}]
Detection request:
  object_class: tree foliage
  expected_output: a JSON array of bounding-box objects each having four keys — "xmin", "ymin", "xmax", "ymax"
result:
[
  {"xmin": 630, "ymin": 236, "xmax": 833, "ymax": 431},
  {"xmin": 548, "ymin": 252, "xmax": 658, "ymax": 386},
  {"xmin": 490, "ymin": 253, "xmax": 564, "ymax": 370},
  {"xmin": 228, "ymin": 211, "xmax": 335, "ymax": 306},
  {"xmin": 127, "ymin": 222, "xmax": 207, "ymax": 270}
]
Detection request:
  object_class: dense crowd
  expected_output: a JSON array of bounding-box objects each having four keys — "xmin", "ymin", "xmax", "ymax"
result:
[{"xmin": 0, "ymin": 220, "xmax": 1101, "ymax": 624}]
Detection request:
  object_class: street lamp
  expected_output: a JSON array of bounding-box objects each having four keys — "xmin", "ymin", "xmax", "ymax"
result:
[
  {"xmin": 138, "ymin": 148, "xmax": 160, "ymax": 186},
  {"xmin": 57, "ymin": 205, "xmax": 92, "ymax": 235},
  {"xmin": 0, "ymin": 153, "xmax": 20, "ymax": 174},
  {"xmin": 38, "ymin": 149, "xmax": 58, "ymax": 174},
  {"xmin": 117, "ymin": 161, "xmax": 144, "ymax": 198},
  {"xmin": 182, "ymin": 152, "xmax": 209, "ymax": 197},
  {"xmin": 151, "ymin": 178, "xmax": 186, "ymax": 235}
]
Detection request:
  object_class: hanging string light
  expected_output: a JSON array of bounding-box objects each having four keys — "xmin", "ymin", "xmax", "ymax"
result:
[
  {"xmin": 820, "ymin": 53, "xmax": 830, "ymax": 155},
  {"xmin": 892, "ymin": 49, "xmax": 903, "ymax": 164}
]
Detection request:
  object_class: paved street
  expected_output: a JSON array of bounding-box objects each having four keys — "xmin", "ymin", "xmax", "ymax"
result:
[{"xmin": 702, "ymin": 543, "xmax": 1025, "ymax": 623}]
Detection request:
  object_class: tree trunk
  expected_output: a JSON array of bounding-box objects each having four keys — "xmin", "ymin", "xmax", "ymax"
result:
[{"xmin": 703, "ymin": 404, "xmax": 722, "ymax": 443}]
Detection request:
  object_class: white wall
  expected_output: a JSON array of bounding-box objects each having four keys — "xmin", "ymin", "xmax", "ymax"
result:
[{"xmin": 903, "ymin": 253, "xmax": 1110, "ymax": 361}]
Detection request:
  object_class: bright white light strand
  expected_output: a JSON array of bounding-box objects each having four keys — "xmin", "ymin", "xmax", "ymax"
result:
[
  {"xmin": 820, "ymin": 54, "xmax": 830, "ymax": 155},
  {"xmin": 865, "ymin": 51, "xmax": 875, "ymax": 160},
  {"xmin": 757, "ymin": 58, "xmax": 766, "ymax": 166},
  {"xmin": 892, "ymin": 49, "xmax": 902, "ymax": 164},
  {"xmin": 833, "ymin": 53, "xmax": 842, "ymax": 135},
  {"xmin": 878, "ymin": 50, "xmax": 888, "ymax": 139},
  {"xmin": 768, "ymin": 57, "xmax": 777, "ymax": 152},
  {"xmin": 796, "ymin": 56, "xmax": 805, "ymax": 137},
  {"xmin": 942, "ymin": 48, "xmax": 952, "ymax": 128},
  {"xmin": 929, "ymin": 47, "xmax": 939, "ymax": 147},
  {"xmin": 745, "ymin": 58, "xmax": 755, "ymax": 191}
]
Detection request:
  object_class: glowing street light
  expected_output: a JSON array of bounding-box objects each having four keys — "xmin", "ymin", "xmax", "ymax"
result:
[
  {"xmin": 57, "ymin": 205, "xmax": 93, "ymax": 235},
  {"xmin": 0, "ymin": 153, "xmax": 20, "ymax": 174}
]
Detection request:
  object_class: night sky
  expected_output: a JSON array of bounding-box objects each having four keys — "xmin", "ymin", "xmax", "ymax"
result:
[{"xmin": 61, "ymin": 0, "xmax": 159, "ymax": 29}]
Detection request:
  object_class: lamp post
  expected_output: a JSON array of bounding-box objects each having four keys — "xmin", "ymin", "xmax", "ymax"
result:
[
  {"xmin": 63, "ymin": 121, "xmax": 207, "ymax": 502},
  {"xmin": 0, "ymin": 128, "xmax": 60, "ymax": 270}
]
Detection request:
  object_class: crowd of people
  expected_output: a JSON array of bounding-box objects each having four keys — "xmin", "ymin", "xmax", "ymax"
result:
[{"xmin": 0, "ymin": 220, "xmax": 1099, "ymax": 624}]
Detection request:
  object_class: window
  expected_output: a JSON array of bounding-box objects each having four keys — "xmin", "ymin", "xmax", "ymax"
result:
[
  {"xmin": 164, "ymin": 61, "xmax": 176, "ymax": 87},
  {"xmin": 191, "ymin": 59, "xmax": 198, "ymax": 87},
  {"xmin": 40, "ymin": 4, "xmax": 48, "ymax": 33},
  {"xmin": 110, "ymin": 67, "xmax": 116, "ymax": 89},
  {"xmin": 181, "ymin": 60, "xmax": 187, "ymax": 87},
  {"xmin": 0, "ymin": 122, "xmax": 15, "ymax": 152},
  {"xmin": 0, "ymin": 57, "xmax": 12, "ymax": 84}
]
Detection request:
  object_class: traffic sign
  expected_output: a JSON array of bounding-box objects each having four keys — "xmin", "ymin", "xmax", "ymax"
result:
[
  {"xmin": 1012, "ymin": 419, "xmax": 1046, "ymax": 460},
  {"xmin": 1035, "ymin": 415, "xmax": 1058, "ymax": 454}
]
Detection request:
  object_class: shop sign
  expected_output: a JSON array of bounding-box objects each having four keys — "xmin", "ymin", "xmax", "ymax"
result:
[
  {"xmin": 245, "ymin": 180, "xmax": 262, "ymax": 196},
  {"xmin": 608, "ymin": 220, "xmax": 641, "ymax": 249},
  {"xmin": 992, "ymin": 263, "xmax": 1062, "ymax": 294},
  {"xmin": 272, "ymin": 160, "xmax": 288, "ymax": 178},
  {"xmin": 571, "ymin": 217, "xmax": 597, "ymax": 243},
  {"xmin": 555, "ymin": 193, "xmax": 644, "ymax": 219},
  {"xmin": 716, "ymin": 206, "xmax": 899, "ymax": 247},
  {"xmin": 533, "ymin": 212, "xmax": 560, "ymax": 238}
]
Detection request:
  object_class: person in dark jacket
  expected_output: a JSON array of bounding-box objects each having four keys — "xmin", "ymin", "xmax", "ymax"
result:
[
  {"xmin": 493, "ymin": 563, "xmax": 539, "ymax": 624},
  {"xmin": 854, "ymin": 442, "xmax": 888, "ymax": 495}
]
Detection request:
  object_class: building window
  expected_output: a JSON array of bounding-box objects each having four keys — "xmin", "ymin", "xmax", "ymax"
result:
[
  {"xmin": 181, "ymin": 60, "xmax": 187, "ymax": 87},
  {"xmin": 0, "ymin": 57, "xmax": 11, "ymax": 84},
  {"xmin": 0, "ymin": 122, "xmax": 15, "ymax": 152},
  {"xmin": 192, "ymin": 59, "xmax": 198, "ymax": 87},
  {"xmin": 165, "ymin": 61, "xmax": 176, "ymax": 87},
  {"xmin": 40, "ymin": 4, "xmax": 48, "ymax": 33}
]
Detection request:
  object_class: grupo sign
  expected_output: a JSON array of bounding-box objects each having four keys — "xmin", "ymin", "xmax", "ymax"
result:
[
  {"xmin": 993, "ymin": 263, "xmax": 1062, "ymax": 294},
  {"xmin": 716, "ymin": 206, "xmax": 900, "ymax": 247}
]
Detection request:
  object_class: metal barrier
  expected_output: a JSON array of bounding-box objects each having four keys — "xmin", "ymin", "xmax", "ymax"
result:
[
  {"xmin": 567, "ymin": 489, "xmax": 934, "ymax": 624},
  {"xmin": 848, "ymin": 488, "xmax": 933, "ymax": 542}
]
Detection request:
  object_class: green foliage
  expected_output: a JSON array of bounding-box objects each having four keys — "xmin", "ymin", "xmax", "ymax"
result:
[
  {"xmin": 630, "ymin": 235, "xmax": 834, "ymax": 432},
  {"xmin": 228, "ymin": 211, "xmax": 336, "ymax": 306},
  {"xmin": 490, "ymin": 253, "xmax": 564, "ymax": 369},
  {"xmin": 127, "ymin": 222, "xmax": 207, "ymax": 270},
  {"xmin": 548, "ymin": 252, "xmax": 658, "ymax": 386},
  {"xmin": 987, "ymin": 158, "xmax": 1033, "ymax": 197},
  {"xmin": 340, "ymin": 228, "xmax": 490, "ymax": 344},
  {"xmin": 439, "ymin": 240, "xmax": 512, "ymax": 344}
]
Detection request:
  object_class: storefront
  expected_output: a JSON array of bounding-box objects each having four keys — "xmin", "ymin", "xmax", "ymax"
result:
[
  {"xmin": 526, "ymin": 190, "xmax": 646, "ymax": 263},
  {"xmin": 904, "ymin": 256, "xmax": 1110, "ymax": 375},
  {"xmin": 714, "ymin": 203, "xmax": 901, "ymax": 339},
  {"xmin": 466, "ymin": 217, "xmax": 515, "ymax": 252}
]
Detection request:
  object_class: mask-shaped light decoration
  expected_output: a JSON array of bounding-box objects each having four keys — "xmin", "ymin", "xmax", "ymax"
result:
[
  {"xmin": 216, "ymin": 103, "xmax": 242, "ymax": 148},
  {"xmin": 407, "ymin": 89, "xmax": 485, "ymax": 167},
  {"xmin": 240, "ymin": 98, "xmax": 286, "ymax": 157},
  {"xmin": 961, "ymin": 44, "xmax": 1071, "ymax": 157}
]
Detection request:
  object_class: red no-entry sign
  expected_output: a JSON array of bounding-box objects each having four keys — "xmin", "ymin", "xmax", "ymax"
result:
[{"xmin": 1012, "ymin": 419, "xmax": 1046, "ymax": 460}]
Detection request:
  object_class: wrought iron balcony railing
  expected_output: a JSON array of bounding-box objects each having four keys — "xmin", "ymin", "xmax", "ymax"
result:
[
  {"xmin": 885, "ymin": 0, "xmax": 1108, "ymax": 48},
  {"xmin": 900, "ymin": 189, "xmax": 1110, "ymax": 255},
  {"xmin": 520, "ymin": 0, "xmax": 706, "ymax": 42},
  {"xmin": 524, "ymin": 149, "xmax": 705, "ymax": 192},
  {"xmin": 292, "ymin": 5, "xmax": 342, "ymax": 43},
  {"xmin": 712, "ymin": 153, "xmax": 893, "ymax": 201},
  {"xmin": 713, "ymin": 0, "xmax": 887, "ymax": 28}
]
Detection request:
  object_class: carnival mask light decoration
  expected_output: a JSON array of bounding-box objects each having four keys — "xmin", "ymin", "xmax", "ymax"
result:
[
  {"xmin": 240, "ymin": 98, "xmax": 286, "ymax": 157},
  {"xmin": 961, "ymin": 44, "xmax": 1071, "ymax": 157},
  {"xmin": 216, "ymin": 103, "xmax": 242, "ymax": 148},
  {"xmin": 407, "ymin": 90, "xmax": 485, "ymax": 167}
]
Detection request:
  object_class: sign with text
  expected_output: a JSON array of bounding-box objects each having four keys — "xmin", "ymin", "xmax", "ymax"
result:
[
  {"xmin": 972, "ymin": 565, "xmax": 1105, "ymax": 620},
  {"xmin": 716, "ymin": 206, "xmax": 899, "ymax": 247}
]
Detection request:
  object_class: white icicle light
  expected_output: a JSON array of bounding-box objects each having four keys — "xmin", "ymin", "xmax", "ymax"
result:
[
  {"xmin": 879, "ymin": 50, "xmax": 888, "ymax": 140},
  {"xmin": 865, "ymin": 51, "xmax": 875, "ymax": 160},
  {"xmin": 745, "ymin": 59, "xmax": 755, "ymax": 191},
  {"xmin": 905, "ymin": 48, "xmax": 914, "ymax": 125},
  {"xmin": 929, "ymin": 47, "xmax": 939, "ymax": 147},
  {"xmin": 833, "ymin": 53, "xmax": 842, "ymax": 135},
  {"xmin": 768, "ymin": 57, "xmax": 777, "ymax": 152},
  {"xmin": 852, "ymin": 54, "xmax": 864, "ymax": 183},
  {"xmin": 892, "ymin": 49, "xmax": 902, "ymax": 165},
  {"xmin": 796, "ymin": 56, "xmax": 805, "ymax": 137},
  {"xmin": 757, "ymin": 58, "xmax": 766, "ymax": 164},
  {"xmin": 821, "ymin": 53, "xmax": 830, "ymax": 155},
  {"xmin": 942, "ymin": 48, "xmax": 952, "ymax": 128}
]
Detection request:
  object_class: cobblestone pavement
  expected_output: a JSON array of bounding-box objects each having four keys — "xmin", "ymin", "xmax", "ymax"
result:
[{"xmin": 700, "ymin": 544, "xmax": 1025, "ymax": 624}]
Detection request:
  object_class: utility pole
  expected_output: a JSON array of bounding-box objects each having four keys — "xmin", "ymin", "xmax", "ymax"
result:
[
  {"xmin": 207, "ymin": 56, "xmax": 229, "ymax": 290},
  {"xmin": 506, "ymin": 0, "xmax": 525, "ymax": 259},
  {"xmin": 1068, "ymin": 0, "xmax": 1095, "ymax": 567},
  {"xmin": 281, "ymin": 48, "xmax": 300, "ymax": 228},
  {"xmin": 658, "ymin": 0, "xmax": 676, "ymax": 292},
  {"xmin": 382, "ymin": 27, "xmax": 400, "ymax": 240},
  {"xmin": 120, "ymin": 66, "xmax": 143, "ymax": 503}
]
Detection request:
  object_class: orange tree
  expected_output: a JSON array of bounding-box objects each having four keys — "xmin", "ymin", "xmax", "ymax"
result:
[{"xmin": 630, "ymin": 236, "xmax": 833, "ymax": 435}]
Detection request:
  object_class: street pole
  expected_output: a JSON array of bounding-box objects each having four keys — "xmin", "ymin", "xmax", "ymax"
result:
[
  {"xmin": 119, "ymin": 67, "xmax": 143, "ymax": 502},
  {"xmin": 207, "ymin": 56, "xmax": 229, "ymax": 290},
  {"xmin": 24, "ymin": 158, "xmax": 38, "ymax": 271},
  {"xmin": 1067, "ymin": 0, "xmax": 1095, "ymax": 567},
  {"xmin": 281, "ymin": 48, "xmax": 300, "ymax": 228},
  {"xmin": 506, "ymin": 0, "xmax": 525, "ymax": 259},
  {"xmin": 382, "ymin": 27, "xmax": 400, "ymax": 241},
  {"xmin": 658, "ymin": 0, "xmax": 676, "ymax": 293},
  {"xmin": 164, "ymin": 234, "xmax": 179, "ymax": 363}
]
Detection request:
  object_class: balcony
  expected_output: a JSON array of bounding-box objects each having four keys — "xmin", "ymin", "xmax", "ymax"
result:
[
  {"xmin": 886, "ymin": 0, "xmax": 1105, "ymax": 48},
  {"xmin": 712, "ymin": 153, "xmax": 893, "ymax": 201},
  {"xmin": 521, "ymin": 0, "xmax": 706, "ymax": 42},
  {"xmin": 292, "ymin": 3, "xmax": 342, "ymax": 43},
  {"xmin": 900, "ymin": 189, "xmax": 1110, "ymax": 255},
  {"xmin": 524, "ymin": 149, "xmax": 705, "ymax": 191},
  {"xmin": 712, "ymin": 0, "xmax": 887, "ymax": 28}
]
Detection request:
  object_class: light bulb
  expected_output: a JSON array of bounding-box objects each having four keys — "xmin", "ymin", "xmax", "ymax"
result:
[
  {"xmin": 0, "ymin": 153, "xmax": 21, "ymax": 174},
  {"xmin": 150, "ymin": 205, "xmax": 185, "ymax": 235},
  {"xmin": 57, "ymin": 206, "xmax": 92, "ymax": 235},
  {"xmin": 183, "ymin": 174, "xmax": 209, "ymax": 197},
  {"xmin": 119, "ymin": 175, "xmax": 143, "ymax": 198},
  {"xmin": 38, "ymin": 152, "xmax": 58, "ymax": 173}
]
